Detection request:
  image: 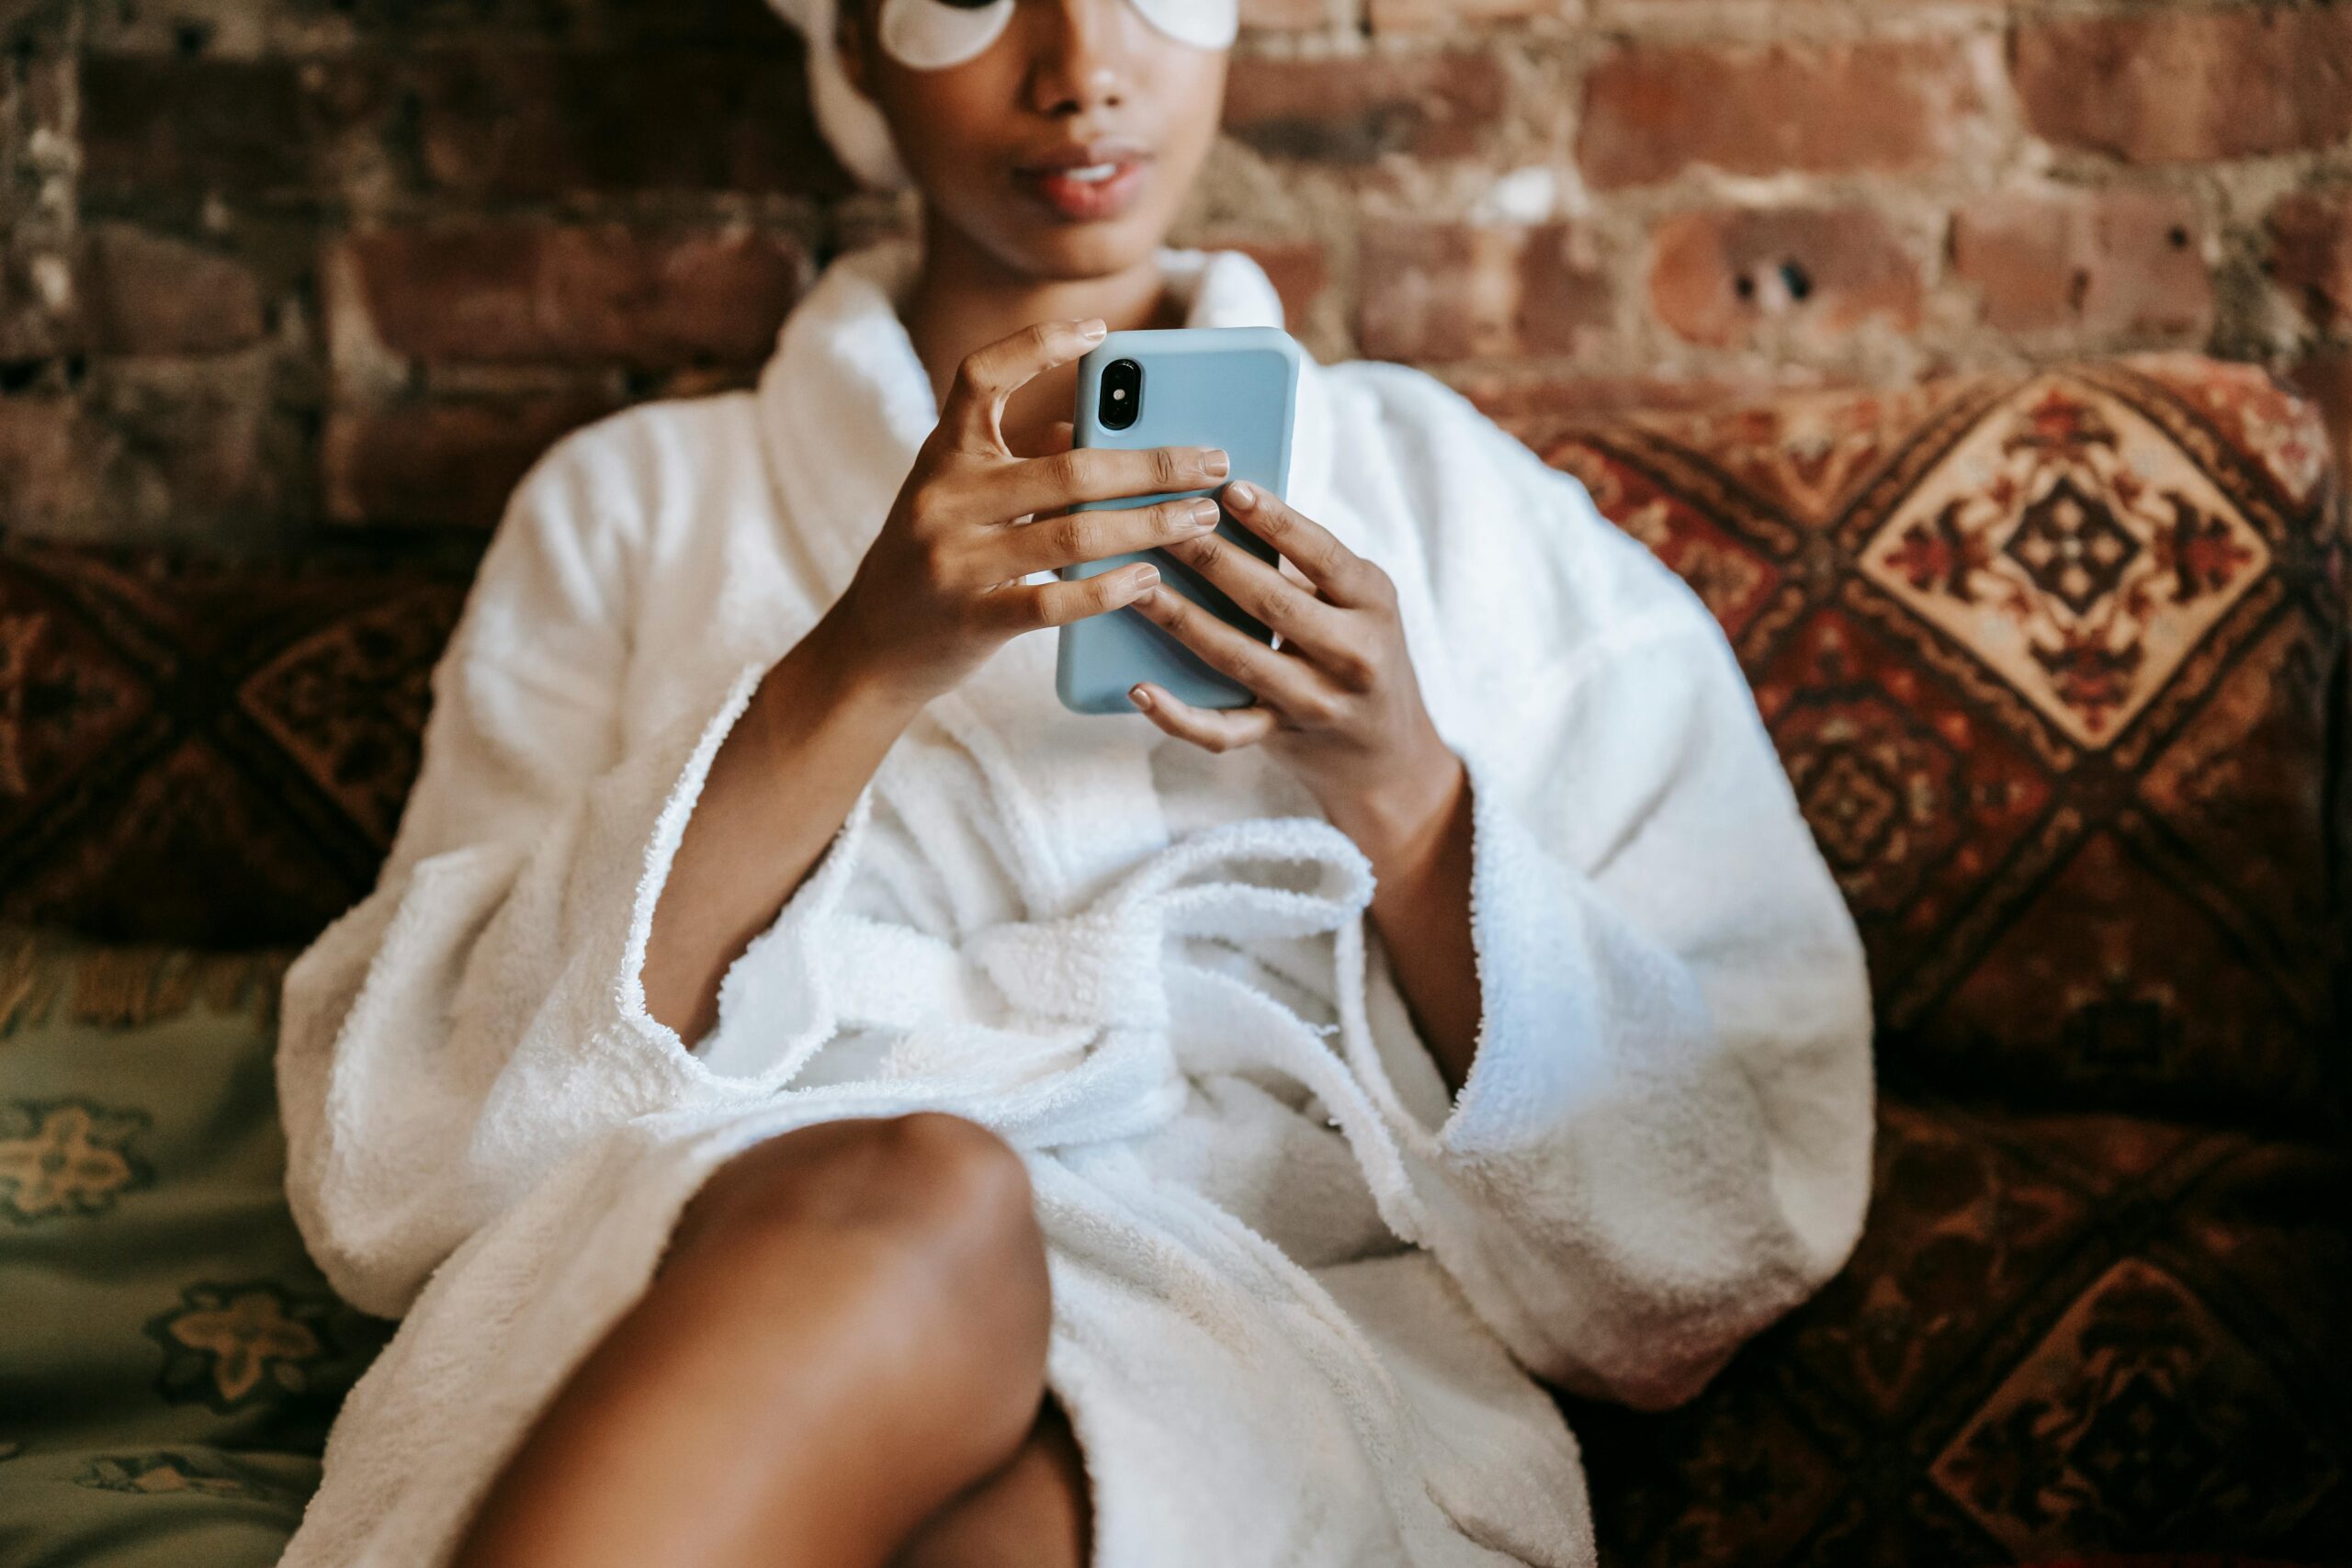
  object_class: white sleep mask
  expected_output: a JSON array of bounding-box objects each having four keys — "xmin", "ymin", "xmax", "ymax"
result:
[{"xmin": 876, "ymin": 0, "xmax": 1238, "ymax": 70}]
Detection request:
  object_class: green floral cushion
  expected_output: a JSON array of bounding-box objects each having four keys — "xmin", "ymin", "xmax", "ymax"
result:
[{"xmin": 0, "ymin": 929, "xmax": 390, "ymax": 1567}]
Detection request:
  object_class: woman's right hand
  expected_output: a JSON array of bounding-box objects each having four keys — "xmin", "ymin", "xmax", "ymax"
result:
[{"xmin": 821, "ymin": 317, "xmax": 1234, "ymax": 706}]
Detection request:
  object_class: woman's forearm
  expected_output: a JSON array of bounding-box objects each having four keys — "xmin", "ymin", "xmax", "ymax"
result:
[
  {"xmin": 1327, "ymin": 753, "xmax": 1483, "ymax": 1100},
  {"xmin": 644, "ymin": 614, "xmax": 923, "ymax": 1046}
]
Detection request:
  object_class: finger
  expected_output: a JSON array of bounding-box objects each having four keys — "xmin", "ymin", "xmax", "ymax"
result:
[
  {"xmin": 987, "ymin": 443, "xmax": 1231, "ymax": 525},
  {"xmin": 1127, "ymin": 683, "xmax": 1279, "ymax": 754},
  {"xmin": 1127, "ymin": 583, "xmax": 1335, "ymax": 717},
  {"xmin": 990, "ymin": 495, "xmax": 1222, "ymax": 581},
  {"xmin": 1158, "ymin": 522, "xmax": 1358, "ymax": 671},
  {"xmin": 987, "ymin": 558, "xmax": 1161, "ymax": 633},
  {"xmin": 1221, "ymin": 481, "xmax": 1383, "ymax": 606},
  {"xmin": 941, "ymin": 320, "xmax": 1107, "ymax": 455}
]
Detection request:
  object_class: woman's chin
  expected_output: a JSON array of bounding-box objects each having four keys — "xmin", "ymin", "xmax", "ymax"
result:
[{"xmin": 990, "ymin": 217, "xmax": 1172, "ymax": 285}]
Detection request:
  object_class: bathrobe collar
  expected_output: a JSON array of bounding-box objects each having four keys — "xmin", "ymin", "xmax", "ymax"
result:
[{"xmin": 751, "ymin": 236, "xmax": 1340, "ymax": 914}]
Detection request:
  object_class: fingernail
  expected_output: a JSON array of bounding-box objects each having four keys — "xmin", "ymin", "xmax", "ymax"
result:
[
  {"xmin": 1129, "ymin": 684, "xmax": 1154, "ymax": 710},
  {"xmin": 1078, "ymin": 318, "xmax": 1107, "ymax": 341},
  {"xmin": 1227, "ymin": 479, "xmax": 1257, "ymax": 510},
  {"xmin": 1135, "ymin": 564, "xmax": 1161, "ymax": 588},
  {"xmin": 1199, "ymin": 448, "xmax": 1230, "ymax": 479},
  {"xmin": 1184, "ymin": 497, "xmax": 1220, "ymax": 528}
]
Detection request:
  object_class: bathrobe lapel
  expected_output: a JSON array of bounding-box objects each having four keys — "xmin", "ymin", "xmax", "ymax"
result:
[{"xmin": 752, "ymin": 236, "xmax": 1339, "ymax": 919}]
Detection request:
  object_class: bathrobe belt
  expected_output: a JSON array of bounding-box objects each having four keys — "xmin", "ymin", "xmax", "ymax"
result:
[{"xmin": 801, "ymin": 818, "xmax": 1441, "ymax": 1242}]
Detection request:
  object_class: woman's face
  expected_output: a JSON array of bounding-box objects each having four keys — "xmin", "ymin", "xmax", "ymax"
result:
[{"xmin": 838, "ymin": 0, "xmax": 1230, "ymax": 282}]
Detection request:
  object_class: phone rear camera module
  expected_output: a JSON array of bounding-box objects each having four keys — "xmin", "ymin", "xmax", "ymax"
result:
[{"xmin": 1100, "ymin": 357, "xmax": 1143, "ymax": 432}]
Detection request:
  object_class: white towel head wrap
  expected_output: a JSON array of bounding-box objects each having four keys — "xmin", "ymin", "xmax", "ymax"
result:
[{"xmin": 767, "ymin": 0, "xmax": 1238, "ymax": 191}]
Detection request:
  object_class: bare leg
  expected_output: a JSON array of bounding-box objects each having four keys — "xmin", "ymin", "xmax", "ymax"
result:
[
  {"xmin": 449, "ymin": 1113, "xmax": 1063, "ymax": 1568},
  {"xmin": 891, "ymin": 1393, "xmax": 1091, "ymax": 1568}
]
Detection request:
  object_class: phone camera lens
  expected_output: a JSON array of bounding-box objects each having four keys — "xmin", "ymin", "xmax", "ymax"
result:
[{"xmin": 1100, "ymin": 358, "xmax": 1142, "ymax": 432}]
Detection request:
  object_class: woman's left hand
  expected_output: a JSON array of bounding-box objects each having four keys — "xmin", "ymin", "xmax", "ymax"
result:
[{"xmin": 1125, "ymin": 479, "xmax": 1463, "ymax": 847}]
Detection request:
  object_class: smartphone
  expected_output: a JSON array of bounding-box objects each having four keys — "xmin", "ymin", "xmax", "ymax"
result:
[{"xmin": 1055, "ymin": 326, "xmax": 1304, "ymax": 715}]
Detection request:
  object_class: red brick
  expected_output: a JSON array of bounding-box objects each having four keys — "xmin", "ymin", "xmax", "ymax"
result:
[
  {"xmin": 2011, "ymin": 7, "xmax": 2352, "ymax": 164},
  {"xmin": 1578, "ymin": 39, "xmax": 1977, "ymax": 190},
  {"xmin": 395, "ymin": 0, "xmax": 796, "ymax": 49},
  {"xmin": 323, "ymin": 396, "xmax": 616, "ymax": 528},
  {"xmin": 2285, "ymin": 349, "xmax": 2352, "ymax": 502},
  {"xmin": 1193, "ymin": 234, "xmax": 1329, "ymax": 328},
  {"xmin": 335, "ymin": 225, "xmax": 809, "ymax": 370},
  {"xmin": 81, "ymin": 225, "xmax": 268, "ymax": 356},
  {"xmin": 2, "ymin": 39, "xmax": 78, "ymax": 364},
  {"xmin": 2269, "ymin": 191, "xmax": 2352, "ymax": 332},
  {"xmin": 90, "ymin": 361, "xmax": 273, "ymax": 513},
  {"xmin": 1222, "ymin": 52, "xmax": 1507, "ymax": 164},
  {"xmin": 78, "ymin": 55, "xmax": 382, "ymax": 199},
  {"xmin": 1357, "ymin": 222, "xmax": 1609, "ymax": 362},
  {"xmin": 409, "ymin": 48, "xmax": 848, "ymax": 199},
  {"xmin": 1240, "ymin": 0, "xmax": 1329, "ymax": 29},
  {"xmin": 1369, "ymin": 0, "xmax": 1549, "ymax": 33},
  {"xmin": 0, "ymin": 398, "xmax": 103, "ymax": 531},
  {"xmin": 1648, "ymin": 207, "xmax": 1921, "ymax": 349},
  {"xmin": 1952, "ymin": 192, "xmax": 2211, "ymax": 339},
  {"xmin": 583, "ymin": 1, "xmax": 803, "ymax": 48},
  {"xmin": 0, "ymin": 254, "xmax": 76, "ymax": 364}
]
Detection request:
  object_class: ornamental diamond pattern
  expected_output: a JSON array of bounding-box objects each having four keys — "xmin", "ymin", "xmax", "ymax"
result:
[{"xmin": 1857, "ymin": 381, "xmax": 2269, "ymax": 749}]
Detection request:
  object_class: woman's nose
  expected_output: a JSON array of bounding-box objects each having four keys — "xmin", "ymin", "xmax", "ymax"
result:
[{"xmin": 1023, "ymin": 0, "xmax": 1131, "ymax": 117}]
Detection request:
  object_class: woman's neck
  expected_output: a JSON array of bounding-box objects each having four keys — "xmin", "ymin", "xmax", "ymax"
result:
[{"xmin": 901, "ymin": 214, "xmax": 1182, "ymax": 449}]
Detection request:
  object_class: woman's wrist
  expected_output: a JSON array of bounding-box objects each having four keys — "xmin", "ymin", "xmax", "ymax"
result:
[
  {"xmin": 806, "ymin": 597, "xmax": 957, "ymax": 716},
  {"xmin": 737, "ymin": 612, "xmax": 926, "ymax": 781},
  {"xmin": 1321, "ymin": 742, "xmax": 1465, "ymax": 869},
  {"xmin": 801, "ymin": 607, "xmax": 931, "ymax": 717}
]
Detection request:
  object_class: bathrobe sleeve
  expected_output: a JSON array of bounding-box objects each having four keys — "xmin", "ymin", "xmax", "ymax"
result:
[
  {"xmin": 1340, "ymin": 366, "xmax": 1876, "ymax": 1412},
  {"xmin": 276, "ymin": 414, "xmax": 872, "ymax": 1320}
]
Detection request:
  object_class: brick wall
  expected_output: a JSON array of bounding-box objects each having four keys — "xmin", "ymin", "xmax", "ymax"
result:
[{"xmin": 4, "ymin": 0, "xmax": 2348, "ymax": 548}]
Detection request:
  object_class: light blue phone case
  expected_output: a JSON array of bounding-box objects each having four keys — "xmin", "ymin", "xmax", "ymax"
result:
[{"xmin": 1056, "ymin": 326, "xmax": 1303, "ymax": 716}]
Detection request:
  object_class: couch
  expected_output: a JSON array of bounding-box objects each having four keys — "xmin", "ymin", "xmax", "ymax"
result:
[{"xmin": 2, "ymin": 352, "xmax": 2345, "ymax": 1565}]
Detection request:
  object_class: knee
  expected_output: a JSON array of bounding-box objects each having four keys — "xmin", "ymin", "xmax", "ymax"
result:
[
  {"xmin": 850, "ymin": 1112, "xmax": 1047, "ymax": 1317},
  {"xmin": 672, "ymin": 1112, "xmax": 1050, "ymax": 1351},
  {"xmin": 877, "ymin": 1111, "xmax": 1046, "ymax": 1266},
  {"xmin": 681, "ymin": 1112, "xmax": 1036, "ymax": 1252}
]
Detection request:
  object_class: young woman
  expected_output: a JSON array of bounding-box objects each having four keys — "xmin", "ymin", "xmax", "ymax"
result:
[{"xmin": 275, "ymin": 1, "xmax": 1875, "ymax": 1564}]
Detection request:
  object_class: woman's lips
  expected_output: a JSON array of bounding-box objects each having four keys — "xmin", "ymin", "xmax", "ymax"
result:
[{"xmin": 1017, "ymin": 156, "xmax": 1150, "ymax": 221}]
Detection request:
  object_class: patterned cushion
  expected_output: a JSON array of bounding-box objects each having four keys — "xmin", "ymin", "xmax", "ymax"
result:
[
  {"xmin": 0, "ymin": 926, "xmax": 392, "ymax": 1564},
  {"xmin": 1556, "ymin": 1093, "xmax": 2352, "ymax": 1564},
  {"xmin": 1486, "ymin": 355, "xmax": 2349, "ymax": 1133},
  {"xmin": 0, "ymin": 541, "xmax": 467, "ymax": 947}
]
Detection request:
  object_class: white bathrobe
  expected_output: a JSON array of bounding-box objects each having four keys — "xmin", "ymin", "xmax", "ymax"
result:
[{"xmin": 275, "ymin": 237, "xmax": 1874, "ymax": 1567}]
